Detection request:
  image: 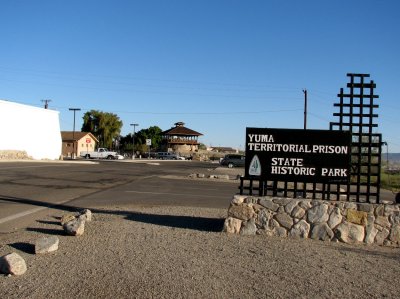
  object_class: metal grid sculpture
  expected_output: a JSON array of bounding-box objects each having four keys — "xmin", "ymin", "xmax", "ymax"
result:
[
  {"xmin": 329, "ymin": 73, "xmax": 382, "ymax": 203},
  {"xmin": 239, "ymin": 73, "xmax": 382, "ymax": 203}
]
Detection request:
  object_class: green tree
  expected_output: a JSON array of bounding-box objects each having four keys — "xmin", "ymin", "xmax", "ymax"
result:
[
  {"xmin": 119, "ymin": 126, "xmax": 163, "ymax": 154},
  {"xmin": 81, "ymin": 110, "xmax": 123, "ymax": 149},
  {"xmin": 119, "ymin": 133, "xmax": 134, "ymax": 153},
  {"xmin": 198, "ymin": 143, "xmax": 207, "ymax": 150},
  {"xmin": 135, "ymin": 126, "xmax": 163, "ymax": 150}
]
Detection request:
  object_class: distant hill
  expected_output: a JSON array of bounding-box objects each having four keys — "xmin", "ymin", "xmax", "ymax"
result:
[{"xmin": 382, "ymin": 153, "xmax": 400, "ymax": 163}]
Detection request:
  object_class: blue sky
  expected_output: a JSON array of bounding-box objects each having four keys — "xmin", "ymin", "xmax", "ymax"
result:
[{"xmin": 1, "ymin": 0, "xmax": 399, "ymax": 152}]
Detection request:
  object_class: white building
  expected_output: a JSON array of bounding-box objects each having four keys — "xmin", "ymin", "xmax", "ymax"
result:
[{"xmin": 0, "ymin": 100, "xmax": 62, "ymax": 160}]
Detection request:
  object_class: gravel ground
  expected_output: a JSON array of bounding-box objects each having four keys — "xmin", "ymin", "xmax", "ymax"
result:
[{"xmin": 1, "ymin": 205, "xmax": 400, "ymax": 299}]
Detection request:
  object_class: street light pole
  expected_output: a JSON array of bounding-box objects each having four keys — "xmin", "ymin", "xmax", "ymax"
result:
[
  {"xmin": 69, "ymin": 108, "xmax": 81, "ymax": 159},
  {"xmin": 382, "ymin": 141, "xmax": 389, "ymax": 168},
  {"xmin": 130, "ymin": 123, "xmax": 139, "ymax": 159}
]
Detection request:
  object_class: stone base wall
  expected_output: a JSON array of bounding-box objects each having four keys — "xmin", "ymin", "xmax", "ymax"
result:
[
  {"xmin": 0, "ymin": 150, "xmax": 32, "ymax": 160},
  {"xmin": 223, "ymin": 195, "xmax": 400, "ymax": 247},
  {"xmin": 171, "ymin": 144, "xmax": 196, "ymax": 153}
]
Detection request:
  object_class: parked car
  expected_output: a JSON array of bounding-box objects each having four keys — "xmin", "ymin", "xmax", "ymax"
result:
[
  {"xmin": 220, "ymin": 154, "xmax": 245, "ymax": 168},
  {"xmin": 80, "ymin": 148, "xmax": 119, "ymax": 160},
  {"xmin": 156, "ymin": 152, "xmax": 179, "ymax": 160},
  {"xmin": 114, "ymin": 153, "xmax": 125, "ymax": 160}
]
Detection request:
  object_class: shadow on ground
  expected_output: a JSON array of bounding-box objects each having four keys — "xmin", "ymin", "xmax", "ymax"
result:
[
  {"xmin": 124, "ymin": 212, "xmax": 224, "ymax": 232},
  {"xmin": 1, "ymin": 195, "xmax": 225, "ymax": 233},
  {"xmin": 9, "ymin": 242, "xmax": 35, "ymax": 254},
  {"xmin": 26, "ymin": 227, "xmax": 64, "ymax": 236}
]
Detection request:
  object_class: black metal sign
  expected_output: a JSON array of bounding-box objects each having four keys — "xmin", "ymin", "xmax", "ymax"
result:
[{"xmin": 245, "ymin": 128, "xmax": 351, "ymax": 184}]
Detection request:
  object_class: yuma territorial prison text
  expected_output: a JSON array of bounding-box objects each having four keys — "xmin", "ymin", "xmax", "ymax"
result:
[{"xmin": 247, "ymin": 134, "xmax": 348, "ymax": 154}]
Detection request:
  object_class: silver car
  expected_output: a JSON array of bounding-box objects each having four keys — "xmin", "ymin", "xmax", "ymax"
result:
[{"xmin": 156, "ymin": 152, "xmax": 179, "ymax": 160}]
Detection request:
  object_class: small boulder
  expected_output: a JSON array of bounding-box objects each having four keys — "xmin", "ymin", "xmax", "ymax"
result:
[
  {"xmin": 335, "ymin": 222, "xmax": 364, "ymax": 244},
  {"xmin": 389, "ymin": 225, "xmax": 400, "ymax": 243},
  {"xmin": 328, "ymin": 207, "xmax": 342, "ymax": 229},
  {"xmin": 291, "ymin": 205, "xmax": 305, "ymax": 219},
  {"xmin": 0, "ymin": 252, "xmax": 27, "ymax": 276},
  {"xmin": 35, "ymin": 236, "xmax": 59, "ymax": 254},
  {"xmin": 63, "ymin": 217, "xmax": 85, "ymax": 236},
  {"xmin": 273, "ymin": 227, "xmax": 288, "ymax": 237},
  {"xmin": 311, "ymin": 223, "xmax": 334, "ymax": 241},
  {"xmin": 307, "ymin": 204, "xmax": 329, "ymax": 224},
  {"xmin": 223, "ymin": 217, "xmax": 242, "ymax": 234},
  {"xmin": 259, "ymin": 198, "xmax": 279, "ymax": 212},
  {"xmin": 289, "ymin": 220, "xmax": 310, "ymax": 238},
  {"xmin": 375, "ymin": 216, "xmax": 390, "ymax": 228},
  {"xmin": 375, "ymin": 228, "xmax": 390, "ymax": 245},
  {"xmin": 275, "ymin": 212, "xmax": 293, "ymax": 229},
  {"xmin": 240, "ymin": 218, "xmax": 257, "ymax": 235},
  {"xmin": 231, "ymin": 195, "xmax": 246, "ymax": 205},
  {"xmin": 257, "ymin": 209, "xmax": 272, "ymax": 229},
  {"xmin": 228, "ymin": 204, "xmax": 255, "ymax": 221},
  {"xmin": 365, "ymin": 224, "xmax": 378, "ymax": 244},
  {"xmin": 346, "ymin": 209, "xmax": 367, "ymax": 225},
  {"xmin": 79, "ymin": 209, "xmax": 92, "ymax": 222},
  {"xmin": 60, "ymin": 213, "xmax": 76, "ymax": 225}
]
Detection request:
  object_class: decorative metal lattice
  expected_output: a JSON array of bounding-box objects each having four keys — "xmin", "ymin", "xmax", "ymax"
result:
[{"xmin": 329, "ymin": 73, "xmax": 382, "ymax": 203}]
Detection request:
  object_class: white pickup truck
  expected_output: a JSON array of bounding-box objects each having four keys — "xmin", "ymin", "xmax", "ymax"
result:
[{"xmin": 80, "ymin": 148, "xmax": 120, "ymax": 160}]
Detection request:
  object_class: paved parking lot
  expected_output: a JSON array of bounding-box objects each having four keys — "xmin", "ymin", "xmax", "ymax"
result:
[
  {"xmin": 0, "ymin": 160, "xmax": 240, "ymax": 233},
  {"xmin": 1, "ymin": 159, "xmax": 397, "ymax": 233}
]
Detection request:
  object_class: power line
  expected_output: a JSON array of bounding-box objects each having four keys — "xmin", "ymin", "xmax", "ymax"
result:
[
  {"xmin": 0, "ymin": 77, "xmax": 304, "ymax": 102},
  {"xmin": 0, "ymin": 65, "xmax": 303, "ymax": 91},
  {"xmin": 308, "ymin": 112, "xmax": 331, "ymax": 122},
  {"xmin": 54, "ymin": 106, "xmax": 303, "ymax": 116}
]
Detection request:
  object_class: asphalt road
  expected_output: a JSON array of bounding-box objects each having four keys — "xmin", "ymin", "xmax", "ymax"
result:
[
  {"xmin": 0, "ymin": 160, "xmax": 239, "ymax": 233},
  {"xmin": 1, "ymin": 159, "xmax": 398, "ymax": 233}
]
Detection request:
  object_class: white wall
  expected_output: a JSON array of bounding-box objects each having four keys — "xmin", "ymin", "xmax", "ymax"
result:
[{"xmin": 0, "ymin": 100, "xmax": 62, "ymax": 160}]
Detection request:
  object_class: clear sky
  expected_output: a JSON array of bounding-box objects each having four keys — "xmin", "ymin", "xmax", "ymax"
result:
[{"xmin": 1, "ymin": 0, "xmax": 399, "ymax": 152}]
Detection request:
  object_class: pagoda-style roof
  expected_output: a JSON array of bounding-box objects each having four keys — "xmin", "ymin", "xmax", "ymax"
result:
[{"xmin": 162, "ymin": 122, "xmax": 203, "ymax": 136}]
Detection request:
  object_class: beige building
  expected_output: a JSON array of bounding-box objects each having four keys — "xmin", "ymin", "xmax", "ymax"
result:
[{"xmin": 61, "ymin": 131, "xmax": 98, "ymax": 158}]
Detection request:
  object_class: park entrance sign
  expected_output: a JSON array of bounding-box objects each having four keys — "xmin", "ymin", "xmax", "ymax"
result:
[
  {"xmin": 240, "ymin": 73, "xmax": 383, "ymax": 203},
  {"xmin": 245, "ymin": 128, "xmax": 351, "ymax": 184}
]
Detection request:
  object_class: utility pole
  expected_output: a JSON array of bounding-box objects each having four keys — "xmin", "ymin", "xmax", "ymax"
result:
[
  {"xmin": 69, "ymin": 108, "xmax": 81, "ymax": 159},
  {"xmin": 41, "ymin": 99, "xmax": 52, "ymax": 109},
  {"xmin": 130, "ymin": 123, "xmax": 139, "ymax": 159},
  {"xmin": 303, "ymin": 89, "xmax": 307, "ymax": 130},
  {"xmin": 382, "ymin": 141, "xmax": 389, "ymax": 168}
]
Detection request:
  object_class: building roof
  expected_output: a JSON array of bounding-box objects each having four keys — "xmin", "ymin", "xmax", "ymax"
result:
[
  {"xmin": 209, "ymin": 146, "xmax": 237, "ymax": 153},
  {"xmin": 162, "ymin": 122, "xmax": 203, "ymax": 136},
  {"xmin": 61, "ymin": 131, "xmax": 99, "ymax": 142}
]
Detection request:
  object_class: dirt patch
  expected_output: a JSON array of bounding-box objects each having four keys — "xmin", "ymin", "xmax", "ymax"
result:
[
  {"xmin": 212, "ymin": 166, "xmax": 244, "ymax": 177},
  {"xmin": 1, "ymin": 205, "xmax": 400, "ymax": 298}
]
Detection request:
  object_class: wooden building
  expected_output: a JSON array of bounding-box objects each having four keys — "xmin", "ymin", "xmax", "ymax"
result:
[
  {"xmin": 61, "ymin": 131, "xmax": 98, "ymax": 158},
  {"xmin": 161, "ymin": 122, "xmax": 203, "ymax": 153}
]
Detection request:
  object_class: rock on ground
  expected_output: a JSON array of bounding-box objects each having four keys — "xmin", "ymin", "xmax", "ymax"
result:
[
  {"xmin": 63, "ymin": 217, "xmax": 85, "ymax": 236},
  {"xmin": 35, "ymin": 236, "xmax": 60, "ymax": 254},
  {"xmin": 0, "ymin": 252, "xmax": 27, "ymax": 276}
]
